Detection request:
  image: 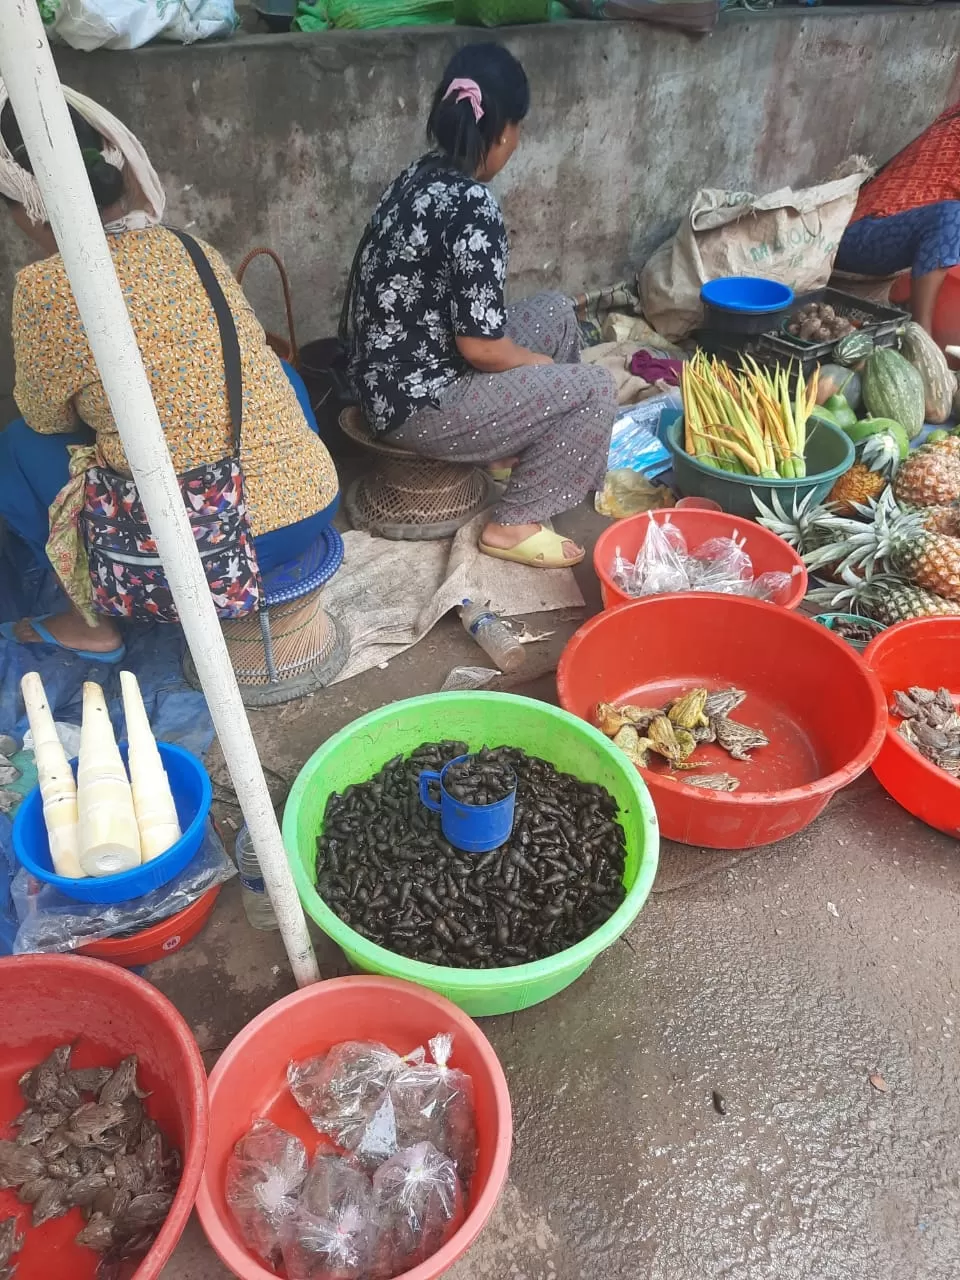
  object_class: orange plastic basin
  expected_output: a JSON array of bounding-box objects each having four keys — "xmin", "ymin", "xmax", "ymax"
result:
[
  {"xmin": 0, "ymin": 954, "xmax": 208, "ymax": 1280},
  {"xmin": 593, "ymin": 509, "xmax": 808, "ymax": 611},
  {"xmin": 557, "ymin": 594, "xmax": 887, "ymax": 849},
  {"xmin": 78, "ymin": 886, "xmax": 222, "ymax": 968},
  {"xmin": 862, "ymin": 616, "xmax": 960, "ymax": 838},
  {"xmin": 196, "ymin": 975, "xmax": 512, "ymax": 1280}
]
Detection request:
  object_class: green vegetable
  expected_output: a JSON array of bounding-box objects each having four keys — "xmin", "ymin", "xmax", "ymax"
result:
[
  {"xmin": 821, "ymin": 395, "xmax": 858, "ymax": 428},
  {"xmin": 835, "ymin": 332, "xmax": 876, "ymax": 367},
  {"xmin": 861, "ymin": 347, "xmax": 926, "ymax": 440},
  {"xmin": 927, "ymin": 429, "xmax": 950, "ymax": 443},
  {"xmin": 844, "ymin": 417, "xmax": 910, "ymax": 459},
  {"xmin": 899, "ymin": 321, "xmax": 953, "ymax": 423}
]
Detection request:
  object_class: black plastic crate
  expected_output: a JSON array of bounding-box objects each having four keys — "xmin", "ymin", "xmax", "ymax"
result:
[{"xmin": 755, "ymin": 287, "xmax": 907, "ymax": 376}]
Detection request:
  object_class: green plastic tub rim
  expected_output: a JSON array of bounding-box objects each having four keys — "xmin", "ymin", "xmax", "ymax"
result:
[
  {"xmin": 666, "ymin": 414, "xmax": 855, "ymax": 490},
  {"xmin": 282, "ymin": 692, "xmax": 660, "ymax": 1003}
]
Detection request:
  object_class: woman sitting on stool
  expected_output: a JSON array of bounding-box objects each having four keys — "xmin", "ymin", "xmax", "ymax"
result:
[
  {"xmin": 0, "ymin": 85, "xmax": 339, "ymax": 662},
  {"xmin": 346, "ymin": 42, "xmax": 617, "ymax": 569}
]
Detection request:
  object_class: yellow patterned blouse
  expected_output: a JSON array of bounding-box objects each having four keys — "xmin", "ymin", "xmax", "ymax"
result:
[{"xmin": 12, "ymin": 227, "xmax": 338, "ymax": 538}]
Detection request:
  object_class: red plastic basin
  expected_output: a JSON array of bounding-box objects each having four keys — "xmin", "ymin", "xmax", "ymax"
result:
[
  {"xmin": 557, "ymin": 595, "xmax": 886, "ymax": 849},
  {"xmin": 77, "ymin": 886, "xmax": 222, "ymax": 967},
  {"xmin": 862, "ymin": 617, "xmax": 960, "ymax": 838},
  {"xmin": 0, "ymin": 954, "xmax": 208, "ymax": 1280},
  {"xmin": 593, "ymin": 509, "xmax": 808, "ymax": 610},
  {"xmin": 196, "ymin": 975, "xmax": 512, "ymax": 1280}
]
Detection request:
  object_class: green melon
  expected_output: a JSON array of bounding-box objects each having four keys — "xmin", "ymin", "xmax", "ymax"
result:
[{"xmin": 861, "ymin": 348, "xmax": 926, "ymax": 440}]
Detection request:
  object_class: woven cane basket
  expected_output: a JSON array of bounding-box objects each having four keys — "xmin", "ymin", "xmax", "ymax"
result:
[{"xmin": 340, "ymin": 406, "xmax": 491, "ymax": 541}]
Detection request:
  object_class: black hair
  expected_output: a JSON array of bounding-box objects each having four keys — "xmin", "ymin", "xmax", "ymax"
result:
[
  {"xmin": 0, "ymin": 100, "xmax": 124, "ymax": 211},
  {"xmin": 427, "ymin": 43, "xmax": 530, "ymax": 176}
]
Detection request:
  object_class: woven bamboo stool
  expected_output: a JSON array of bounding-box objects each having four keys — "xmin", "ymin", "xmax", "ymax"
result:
[
  {"xmin": 340, "ymin": 406, "xmax": 491, "ymax": 541},
  {"xmin": 185, "ymin": 527, "xmax": 349, "ymax": 708}
]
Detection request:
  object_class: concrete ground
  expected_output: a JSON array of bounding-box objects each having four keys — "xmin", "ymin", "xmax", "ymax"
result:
[{"xmin": 158, "ymin": 503, "xmax": 960, "ymax": 1280}]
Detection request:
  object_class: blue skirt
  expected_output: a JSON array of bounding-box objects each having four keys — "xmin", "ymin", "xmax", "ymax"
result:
[
  {"xmin": 0, "ymin": 362, "xmax": 338, "ymax": 579},
  {"xmin": 835, "ymin": 201, "xmax": 960, "ymax": 279}
]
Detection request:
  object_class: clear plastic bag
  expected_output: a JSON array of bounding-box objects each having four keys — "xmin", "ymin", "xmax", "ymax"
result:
[
  {"xmin": 372, "ymin": 1142, "xmax": 465, "ymax": 1279},
  {"xmin": 686, "ymin": 535, "xmax": 753, "ymax": 594},
  {"xmin": 280, "ymin": 1156, "xmax": 378, "ymax": 1280},
  {"xmin": 749, "ymin": 567, "xmax": 802, "ymax": 604},
  {"xmin": 288, "ymin": 1042, "xmax": 422, "ymax": 1148},
  {"xmin": 10, "ymin": 818, "xmax": 235, "ymax": 954},
  {"xmin": 388, "ymin": 1034, "xmax": 477, "ymax": 1181},
  {"xmin": 632, "ymin": 519, "xmax": 690, "ymax": 596},
  {"xmin": 225, "ymin": 1120, "xmax": 309, "ymax": 1266}
]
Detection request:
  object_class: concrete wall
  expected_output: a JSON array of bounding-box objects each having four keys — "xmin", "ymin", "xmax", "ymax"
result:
[{"xmin": 3, "ymin": 7, "xmax": 960, "ymax": 408}]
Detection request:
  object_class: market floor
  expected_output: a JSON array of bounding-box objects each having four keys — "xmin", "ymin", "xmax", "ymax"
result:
[{"xmin": 156, "ymin": 504, "xmax": 960, "ymax": 1280}]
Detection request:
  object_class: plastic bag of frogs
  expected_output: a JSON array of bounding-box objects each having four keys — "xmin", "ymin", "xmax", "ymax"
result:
[
  {"xmin": 632, "ymin": 518, "xmax": 690, "ymax": 596},
  {"xmin": 685, "ymin": 534, "xmax": 753, "ymax": 593},
  {"xmin": 288, "ymin": 1042, "xmax": 424, "ymax": 1150},
  {"xmin": 387, "ymin": 1034, "xmax": 477, "ymax": 1181},
  {"xmin": 371, "ymin": 1142, "xmax": 465, "ymax": 1278},
  {"xmin": 225, "ymin": 1120, "xmax": 308, "ymax": 1266},
  {"xmin": 280, "ymin": 1156, "xmax": 379, "ymax": 1280}
]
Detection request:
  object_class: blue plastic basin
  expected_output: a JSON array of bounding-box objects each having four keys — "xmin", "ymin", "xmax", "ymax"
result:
[
  {"xmin": 13, "ymin": 741, "xmax": 212, "ymax": 904},
  {"xmin": 700, "ymin": 277, "xmax": 795, "ymax": 314}
]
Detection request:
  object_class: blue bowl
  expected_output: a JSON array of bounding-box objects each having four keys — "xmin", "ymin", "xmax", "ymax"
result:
[
  {"xmin": 700, "ymin": 277, "xmax": 795, "ymax": 314},
  {"xmin": 13, "ymin": 741, "xmax": 212, "ymax": 904}
]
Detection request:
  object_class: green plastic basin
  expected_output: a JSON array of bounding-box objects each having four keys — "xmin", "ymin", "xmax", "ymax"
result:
[
  {"xmin": 282, "ymin": 692, "xmax": 660, "ymax": 1017},
  {"xmin": 666, "ymin": 414, "xmax": 854, "ymax": 518}
]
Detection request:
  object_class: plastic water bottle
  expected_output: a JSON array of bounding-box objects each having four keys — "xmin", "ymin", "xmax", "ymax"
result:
[
  {"xmin": 459, "ymin": 599, "xmax": 525, "ymax": 673},
  {"xmin": 235, "ymin": 825, "xmax": 279, "ymax": 931}
]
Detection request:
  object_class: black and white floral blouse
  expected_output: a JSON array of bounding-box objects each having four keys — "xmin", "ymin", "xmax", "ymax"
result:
[{"xmin": 349, "ymin": 156, "xmax": 509, "ymax": 435}]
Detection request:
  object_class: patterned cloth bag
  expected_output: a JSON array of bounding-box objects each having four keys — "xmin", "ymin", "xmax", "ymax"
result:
[{"xmin": 81, "ymin": 230, "xmax": 262, "ymax": 623}]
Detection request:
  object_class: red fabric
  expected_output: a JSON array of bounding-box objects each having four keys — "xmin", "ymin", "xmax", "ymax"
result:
[{"xmin": 853, "ymin": 104, "xmax": 960, "ymax": 222}]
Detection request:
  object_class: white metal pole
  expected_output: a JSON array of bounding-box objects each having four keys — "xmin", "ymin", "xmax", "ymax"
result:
[{"xmin": 0, "ymin": 0, "xmax": 320, "ymax": 986}]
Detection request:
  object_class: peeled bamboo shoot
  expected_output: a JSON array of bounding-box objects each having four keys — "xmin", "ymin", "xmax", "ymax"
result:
[
  {"xmin": 77, "ymin": 682, "xmax": 141, "ymax": 877},
  {"xmin": 20, "ymin": 671, "xmax": 83, "ymax": 879},
  {"xmin": 120, "ymin": 670, "xmax": 181, "ymax": 860}
]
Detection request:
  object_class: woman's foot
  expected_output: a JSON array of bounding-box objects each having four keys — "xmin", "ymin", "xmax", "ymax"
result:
[
  {"xmin": 480, "ymin": 521, "xmax": 584, "ymax": 564},
  {"xmin": 8, "ymin": 611, "xmax": 122, "ymax": 654}
]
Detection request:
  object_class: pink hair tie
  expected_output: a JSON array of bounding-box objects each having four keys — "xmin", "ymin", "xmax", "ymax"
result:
[{"xmin": 443, "ymin": 77, "xmax": 484, "ymax": 123}]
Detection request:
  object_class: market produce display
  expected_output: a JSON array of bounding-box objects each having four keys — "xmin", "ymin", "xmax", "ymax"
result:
[
  {"xmin": 18, "ymin": 671, "xmax": 182, "ymax": 879},
  {"xmin": 786, "ymin": 301, "xmax": 855, "ymax": 342},
  {"xmin": 890, "ymin": 685, "xmax": 960, "ymax": 778},
  {"xmin": 314, "ymin": 742, "xmax": 627, "ymax": 968},
  {"xmin": 898, "ymin": 322, "xmax": 954, "ymax": 423},
  {"xmin": 610, "ymin": 517, "xmax": 801, "ymax": 601},
  {"xmin": 0, "ymin": 1044, "xmax": 180, "ymax": 1277},
  {"xmin": 860, "ymin": 347, "xmax": 926, "ymax": 440},
  {"xmin": 596, "ymin": 687, "xmax": 769, "ymax": 785},
  {"xmin": 226, "ymin": 1033, "xmax": 475, "ymax": 1279},
  {"xmin": 826, "ymin": 419, "xmax": 908, "ymax": 514},
  {"xmin": 681, "ymin": 353, "xmax": 818, "ymax": 479}
]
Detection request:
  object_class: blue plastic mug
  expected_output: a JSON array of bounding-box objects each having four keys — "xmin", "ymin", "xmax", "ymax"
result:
[{"xmin": 418, "ymin": 754, "xmax": 517, "ymax": 854}]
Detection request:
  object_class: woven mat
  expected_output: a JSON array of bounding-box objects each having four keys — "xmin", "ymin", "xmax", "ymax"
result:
[{"xmin": 322, "ymin": 514, "xmax": 584, "ymax": 685}]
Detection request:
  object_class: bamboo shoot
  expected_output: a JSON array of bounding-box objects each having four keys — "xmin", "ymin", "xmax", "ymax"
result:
[
  {"xmin": 120, "ymin": 670, "xmax": 181, "ymax": 860},
  {"xmin": 77, "ymin": 681, "xmax": 141, "ymax": 876},
  {"xmin": 20, "ymin": 671, "xmax": 83, "ymax": 879}
]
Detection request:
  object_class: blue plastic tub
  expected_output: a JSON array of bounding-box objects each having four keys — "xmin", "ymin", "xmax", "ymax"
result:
[
  {"xmin": 13, "ymin": 741, "xmax": 212, "ymax": 904},
  {"xmin": 701, "ymin": 277, "xmax": 795, "ymax": 313}
]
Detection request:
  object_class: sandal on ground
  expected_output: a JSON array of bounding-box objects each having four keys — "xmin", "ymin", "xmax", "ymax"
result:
[
  {"xmin": 0, "ymin": 614, "xmax": 126, "ymax": 664},
  {"xmin": 478, "ymin": 527, "xmax": 585, "ymax": 569}
]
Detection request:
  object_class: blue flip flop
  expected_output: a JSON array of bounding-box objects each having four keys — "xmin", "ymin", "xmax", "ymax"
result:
[{"xmin": 0, "ymin": 613, "xmax": 126, "ymax": 664}]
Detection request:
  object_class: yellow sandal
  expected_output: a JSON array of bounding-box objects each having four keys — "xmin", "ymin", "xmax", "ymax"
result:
[{"xmin": 479, "ymin": 527, "xmax": 584, "ymax": 569}]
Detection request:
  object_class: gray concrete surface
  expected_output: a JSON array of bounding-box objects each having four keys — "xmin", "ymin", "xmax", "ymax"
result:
[
  {"xmin": 154, "ymin": 502, "xmax": 960, "ymax": 1280},
  {"xmin": 5, "ymin": 7, "xmax": 960, "ymax": 403}
]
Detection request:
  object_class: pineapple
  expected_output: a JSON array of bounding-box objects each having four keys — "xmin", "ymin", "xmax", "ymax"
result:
[
  {"xmin": 752, "ymin": 489, "xmax": 839, "ymax": 557},
  {"xmin": 893, "ymin": 434, "xmax": 960, "ymax": 508},
  {"xmin": 828, "ymin": 431, "xmax": 901, "ymax": 515},
  {"xmin": 808, "ymin": 573, "xmax": 960, "ymax": 625},
  {"xmin": 922, "ymin": 501, "xmax": 960, "ymax": 536},
  {"xmin": 806, "ymin": 489, "xmax": 960, "ymax": 602}
]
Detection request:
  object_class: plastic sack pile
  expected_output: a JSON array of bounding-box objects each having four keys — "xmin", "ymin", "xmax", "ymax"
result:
[
  {"xmin": 611, "ymin": 517, "xmax": 802, "ymax": 602},
  {"xmin": 226, "ymin": 1033, "xmax": 475, "ymax": 1279},
  {"xmin": 42, "ymin": 0, "xmax": 236, "ymax": 50}
]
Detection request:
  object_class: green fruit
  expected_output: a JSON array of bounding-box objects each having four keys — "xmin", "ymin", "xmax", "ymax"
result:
[
  {"xmin": 822, "ymin": 395, "xmax": 858, "ymax": 428},
  {"xmin": 844, "ymin": 417, "xmax": 910, "ymax": 459},
  {"xmin": 927, "ymin": 429, "xmax": 950, "ymax": 443},
  {"xmin": 817, "ymin": 364, "xmax": 862, "ymax": 411},
  {"xmin": 861, "ymin": 347, "xmax": 926, "ymax": 440},
  {"xmin": 835, "ymin": 332, "xmax": 876, "ymax": 367}
]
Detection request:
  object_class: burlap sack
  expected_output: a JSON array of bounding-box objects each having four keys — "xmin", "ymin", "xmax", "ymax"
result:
[{"xmin": 639, "ymin": 159, "xmax": 873, "ymax": 340}]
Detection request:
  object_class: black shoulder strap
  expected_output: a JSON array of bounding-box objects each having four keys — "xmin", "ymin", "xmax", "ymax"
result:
[{"xmin": 170, "ymin": 229, "xmax": 243, "ymax": 454}]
